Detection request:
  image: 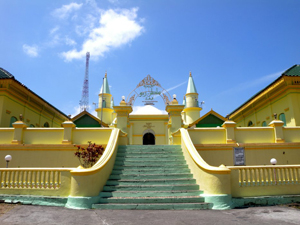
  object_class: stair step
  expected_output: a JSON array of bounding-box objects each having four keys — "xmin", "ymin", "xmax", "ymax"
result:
[
  {"xmin": 113, "ymin": 164, "xmax": 189, "ymax": 170},
  {"xmin": 106, "ymin": 178, "xmax": 196, "ymax": 186},
  {"xmin": 111, "ymin": 168, "xmax": 191, "ymax": 175},
  {"xmin": 116, "ymin": 152, "xmax": 184, "ymax": 157},
  {"xmin": 115, "ymin": 155, "xmax": 185, "ymax": 160},
  {"xmin": 114, "ymin": 161, "xmax": 187, "ymax": 166},
  {"xmin": 103, "ymin": 184, "xmax": 200, "ymax": 191},
  {"xmin": 97, "ymin": 145, "xmax": 209, "ymax": 210},
  {"xmin": 118, "ymin": 145, "xmax": 181, "ymax": 149},
  {"xmin": 99, "ymin": 196, "xmax": 204, "ymax": 204},
  {"xmin": 99, "ymin": 190, "xmax": 202, "ymax": 197},
  {"xmin": 92, "ymin": 202, "xmax": 212, "ymax": 210},
  {"xmin": 109, "ymin": 173, "xmax": 193, "ymax": 180},
  {"xmin": 117, "ymin": 147, "xmax": 182, "ymax": 153}
]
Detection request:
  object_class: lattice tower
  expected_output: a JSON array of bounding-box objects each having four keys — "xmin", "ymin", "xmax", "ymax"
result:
[{"xmin": 80, "ymin": 52, "xmax": 90, "ymax": 112}]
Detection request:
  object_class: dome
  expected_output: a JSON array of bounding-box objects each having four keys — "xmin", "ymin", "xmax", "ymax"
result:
[{"xmin": 131, "ymin": 105, "xmax": 167, "ymax": 115}]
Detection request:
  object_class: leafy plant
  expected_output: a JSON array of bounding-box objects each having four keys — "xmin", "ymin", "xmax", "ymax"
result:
[{"xmin": 74, "ymin": 141, "xmax": 104, "ymax": 168}]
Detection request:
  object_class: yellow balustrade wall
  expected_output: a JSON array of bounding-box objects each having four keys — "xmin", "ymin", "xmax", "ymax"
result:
[
  {"xmin": 0, "ymin": 168, "xmax": 72, "ymax": 197},
  {"xmin": 235, "ymin": 127, "xmax": 274, "ymax": 143},
  {"xmin": 0, "ymin": 128, "xmax": 14, "ymax": 144},
  {"xmin": 196, "ymin": 144, "xmax": 300, "ymax": 167},
  {"xmin": 180, "ymin": 128, "xmax": 231, "ymax": 195},
  {"xmin": 188, "ymin": 124, "xmax": 300, "ymax": 167},
  {"xmin": 72, "ymin": 128, "xmax": 112, "ymax": 144},
  {"xmin": 0, "ymin": 145, "xmax": 80, "ymax": 168},
  {"xmin": 23, "ymin": 128, "xmax": 64, "ymax": 144},
  {"xmin": 228, "ymin": 165, "xmax": 300, "ymax": 197},
  {"xmin": 69, "ymin": 128, "xmax": 120, "ymax": 197},
  {"xmin": 0, "ymin": 125, "xmax": 113, "ymax": 168},
  {"xmin": 188, "ymin": 128, "xmax": 226, "ymax": 144},
  {"xmin": 0, "ymin": 128, "xmax": 121, "ymax": 200},
  {"xmin": 283, "ymin": 127, "xmax": 300, "ymax": 142}
]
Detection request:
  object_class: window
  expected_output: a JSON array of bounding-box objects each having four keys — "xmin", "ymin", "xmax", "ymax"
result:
[
  {"xmin": 279, "ymin": 113, "xmax": 286, "ymax": 126},
  {"xmin": 247, "ymin": 121, "xmax": 253, "ymax": 127},
  {"xmin": 44, "ymin": 122, "xmax": 49, "ymax": 127},
  {"xmin": 9, "ymin": 116, "xmax": 17, "ymax": 127},
  {"xmin": 262, "ymin": 121, "xmax": 267, "ymax": 127}
]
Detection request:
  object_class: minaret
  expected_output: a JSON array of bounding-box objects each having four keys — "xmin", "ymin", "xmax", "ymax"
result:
[
  {"xmin": 182, "ymin": 72, "xmax": 202, "ymax": 125},
  {"xmin": 96, "ymin": 72, "xmax": 114, "ymax": 125}
]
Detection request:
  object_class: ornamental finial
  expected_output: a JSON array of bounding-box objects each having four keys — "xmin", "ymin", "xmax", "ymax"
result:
[
  {"xmin": 189, "ymin": 71, "xmax": 192, "ymax": 77},
  {"xmin": 105, "ymin": 71, "xmax": 107, "ymax": 78}
]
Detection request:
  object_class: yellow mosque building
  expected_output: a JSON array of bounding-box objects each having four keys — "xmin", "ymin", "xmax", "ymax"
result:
[{"xmin": 0, "ymin": 65, "xmax": 300, "ymax": 210}]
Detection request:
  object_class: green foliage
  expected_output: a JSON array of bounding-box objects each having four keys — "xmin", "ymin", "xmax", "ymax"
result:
[{"xmin": 74, "ymin": 141, "xmax": 104, "ymax": 168}]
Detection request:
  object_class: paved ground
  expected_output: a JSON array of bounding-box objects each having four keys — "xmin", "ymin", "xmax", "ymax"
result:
[{"xmin": 0, "ymin": 203, "xmax": 300, "ymax": 225}]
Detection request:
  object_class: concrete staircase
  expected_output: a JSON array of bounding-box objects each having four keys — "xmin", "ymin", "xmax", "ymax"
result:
[{"xmin": 93, "ymin": 145, "xmax": 212, "ymax": 210}]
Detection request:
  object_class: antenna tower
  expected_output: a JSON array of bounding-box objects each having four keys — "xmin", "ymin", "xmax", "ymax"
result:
[{"xmin": 80, "ymin": 52, "xmax": 90, "ymax": 112}]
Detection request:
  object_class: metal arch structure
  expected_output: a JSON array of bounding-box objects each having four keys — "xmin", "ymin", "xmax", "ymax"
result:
[{"xmin": 126, "ymin": 75, "xmax": 172, "ymax": 106}]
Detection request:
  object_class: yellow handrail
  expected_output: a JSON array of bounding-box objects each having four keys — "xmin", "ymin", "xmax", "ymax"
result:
[
  {"xmin": 70, "ymin": 128, "xmax": 120, "ymax": 175},
  {"xmin": 181, "ymin": 128, "xmax": 230, "ymax": 174}
]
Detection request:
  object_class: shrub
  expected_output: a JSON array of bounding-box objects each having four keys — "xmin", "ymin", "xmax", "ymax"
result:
[{"xmin": 74, "ymin": 141, "xmax": 104, "ymax": 168}]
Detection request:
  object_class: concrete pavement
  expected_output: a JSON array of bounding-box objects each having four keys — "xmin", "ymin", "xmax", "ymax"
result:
[{"xmin": 0, "ymin": 204, "xmax": 299, "ymax": 225}]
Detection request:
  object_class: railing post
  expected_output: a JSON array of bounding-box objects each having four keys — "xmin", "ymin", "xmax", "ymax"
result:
[
  {"xmin": 11, "ymin": 121, "xmax": 27, "ymax": 144},
  {"xmin": 62, "ymin": 121, "xmax": 76, "ymax": 144},
  {"xmin": 222, "ymin": 120, "xmax": 236, "ymax": 144},
  {"xmin": 269, "ymin": 120, "xmax": 285, "ymax": 143}
]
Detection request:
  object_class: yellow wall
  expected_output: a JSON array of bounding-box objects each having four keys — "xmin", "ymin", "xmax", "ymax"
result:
[
  {"xmin": 232, "ymin": 78, "xmax": 300, "ymax": 128},
  {"xmin": 0, "ymin": 128, "xmax": 14, "ymax": 144},
  {"xmin": 188, "ymin": 128, "xmax": 226, "ymax": 144},
  {"xmin": 0, "ymin": 80, "xmax": 68, "ymax": 127},
  {"xmin": 129, "ymin": 115, "xmax": 169, "ymax": 145},
  {"xmin": 23, "ymin": 128, "xmax": 64, "ymax": 144},
  {"xmin": 72, "ymin": 128, "xmax": 112, "ymax": 144},
  {"xmin": 0, "ymin": 127, "xmax": 113, "ymax": 168},
  {"xmin": 283, "ymin": 127, "xmax": 300, "ymax": 142},
  {"xmin": 0, "ymin": 145, "xmax": 79, "ymax": 168},
  {"xmin": 196, "ymin": 144, "xmax": 300, "ymax": 167},
  {"xmin": 235, "ymin": 127, "xmax": 274, "ymax": 143}
]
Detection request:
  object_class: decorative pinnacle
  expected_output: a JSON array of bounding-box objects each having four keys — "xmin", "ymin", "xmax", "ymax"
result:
[
  {"xmin": 189, "ymin": 71, "xmax": 192, "ymax": 77},
  {"xmin": 105, "ymin": 71, "xmax": 107, "ymax": 78}
]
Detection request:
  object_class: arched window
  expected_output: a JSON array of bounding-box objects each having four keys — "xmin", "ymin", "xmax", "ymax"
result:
[
  {"xmin": 9, "ymin": 116, "xmax": 18, "ymax": 127},
  {"xmin": 44, "ymin": 122, "xmax": 49, "ymax": 127},
  {"xmin": 102, "ymin": 99, "xmax": 106, "ymax": 108},
  {"xmin": 262, "ymin": 121, "xmax": 267, "ymax": 127},
  {"xmin": 247, "ymin": 121, "xmax": 253, "ymax": 127},
  {"xmin": 279, "ymin": 113, "xmax": 286, "ymax": 126}
]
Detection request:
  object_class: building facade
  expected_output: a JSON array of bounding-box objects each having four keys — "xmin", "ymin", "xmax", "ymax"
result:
[
  {"xmin": 229, "ymin": 65, "xmax": 300, "ymax": 127},
  {"xmin": 0, "ymin": 68, "xmax": 68, "ymax": 127}
]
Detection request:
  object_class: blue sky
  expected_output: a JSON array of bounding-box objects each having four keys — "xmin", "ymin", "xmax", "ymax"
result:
[{"xmin": 1, "ymin": 0, "xmax": 300, "ymax": 117}]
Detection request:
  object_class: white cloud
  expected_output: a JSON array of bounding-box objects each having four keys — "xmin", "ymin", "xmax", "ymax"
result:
[
  {"xmin": 23, "ymin": 44, "xmax": 39, "ymax": 57},
  {"xmin": 71, "ymin": 105, "xmax": 81, "ymax": 118},
  {"xmin": 65, "ymin": 36, "xmax": 77, "ymax": 46},
  {"xmin": 61, "ymin": 8, "xmax": 144, "ymax": 61},
  {"xmin": 218, "ymin": 70, "xmax": 283, "ymax": 97},
  {"xmin": 165, "ymin": 81, "xmax": 188, "ymax": 93},
  {"xmin": 108, "ymin": 0, "xmax": 120, "ymax": 4},
  {"xmin": 50, "ymin": 26, "xmax": 60, "ymax": 35},
  {"xmin": 75, "ymin": 14, "xmax": 98, "ymax": 36},
  {"xmin": 52, "ymin": 2, "xmax": 83, "ymax": 19},
  {"xmin": 156, "ymin": 80, "xmax": 187, "ymax": 99}
]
